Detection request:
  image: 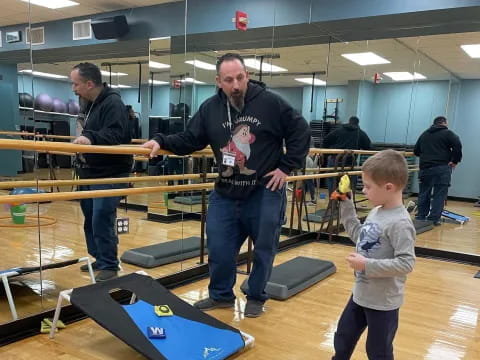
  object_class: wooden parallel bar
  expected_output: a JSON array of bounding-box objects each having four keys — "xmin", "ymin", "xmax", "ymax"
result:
[
  {"xmin": 0, "ymin": 173, "xmax": 219, "ymax": 189},
  {"xmin": 21, "ymin": 152, "xmax": 210, "ymax": 162},
  {"xmin": 38, "ymin": 150, "xmax": 75, "ymax": 156},
  {"xmin": 309, "ymin": 148, "xmax": 414, "ymax": 156},
  {"xmin": 304, "ymin": 165, "xmax": 417, "ymax": 172},
  {"xmin": 0, "ymin": 139, "xmax": 207, "ymax": 157},
  {"xmin": 0, "ymin": 136, "xmax": 415, "ymax": 157},
  {"xmin": 0, "ymin": 138, "xmax": 149, "ymax": 155},
  {"xmin": 0, "ymin": 169, "xmax": 418, "ymax": 203},
  {"xmin": 0, "ymin": 171, "xmax": 361, "ymax": 204},
  {"xmin": 0, "ymin": 131, "xmax": 75, "ymax": 140},
  {"xmin": 0, "ymin": 131, "xmax": 148, "ymax": 143},
  {"xmin": 0, "ymin": 182, "xmax": 215, "ymax": 204}
]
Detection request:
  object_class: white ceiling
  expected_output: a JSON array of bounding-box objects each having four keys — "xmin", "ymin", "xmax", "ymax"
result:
[
  {"xmin": 20, "ymin": 32, "xmax": 480, "ymax": 89},
  {"xmin": 0, "ymin": 0, "xmax": 181, "ymax": 27},
  {"xmin": 166, "ymin": 33, "xmax": 478, "ymax": 87},
  {"xmin": 8, "ymin": 1, "xmax": 480, "ymax": 88},
  {"xmin": 400, "ymin": 32, "xmax": 480, "ymax": 79}
]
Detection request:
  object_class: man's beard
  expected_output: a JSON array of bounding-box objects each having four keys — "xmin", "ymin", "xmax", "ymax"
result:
[
  {"xmin": 233, "ymin": 138, "xmax": 250, "ymax": 159},
  {"xmin": 229, "ymin": 92, "xmax": 245, "ymax": 112}
]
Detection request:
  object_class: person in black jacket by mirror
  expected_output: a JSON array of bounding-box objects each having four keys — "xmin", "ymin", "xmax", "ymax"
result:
[
  {"xmin": 126, "ymin": 105, "xmax": 141, "ymax": 140},
  {"xmin": 323, "ymin": 116, "xmax": 371, "ymax": 193},
  {"xmin": 70, "ymin": 62, "xmax": 132, "ymax": 282},
  {"xmin": 414, "ymin": 116, "xmax": 462, "ymax": 225},
  {"xmin": 143, "ymin": 53, "xmax": 310, "ymax": 317}
]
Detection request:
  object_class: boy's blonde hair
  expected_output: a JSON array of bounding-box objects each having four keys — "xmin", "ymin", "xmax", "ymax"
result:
[{"xmin": 361, "ymin": 149, "xmax": 408, "ymax": 188}]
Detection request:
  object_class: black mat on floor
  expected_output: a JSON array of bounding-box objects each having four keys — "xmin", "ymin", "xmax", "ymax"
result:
[
  {"xmin": 173, "ymin": 195, "xmax": 204, "ymax": 205},
  {"xmin": 240, "ymin": 256, "xmax": 336, "ymax": 300},
  {"xmin": 413, "ymin": 219, "xmax": 434, "ymax": 234},
  {"xmin": 120, "ymin": 237, "xmax": 206, "ymax": 268}
]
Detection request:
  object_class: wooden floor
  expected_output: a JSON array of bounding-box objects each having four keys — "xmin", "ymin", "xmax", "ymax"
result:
[
  {"xmin": 1, "ymin": 168, "xmax": 480, "ymax": 356},
  {"xmin": 0, "ymin": 199, "xmax": 205, "ymax": 323},
  {"xmin": 0, "ymin": 175, "xmax": 479, "ymax": 322},
  {"xmin": 1, "ymin": 242, "xmax": 479, "ymax": 359}
]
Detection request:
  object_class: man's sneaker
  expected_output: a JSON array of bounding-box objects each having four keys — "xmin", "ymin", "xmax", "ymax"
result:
[
  {"xmin": 193, "ymin": 298, "xmax": 234, "ymax": 311},
  {"xmin": 244, "ymin": 299, "xmax": 264, "ymax": 318},
  {"xmin": 80, "ymin": 261, "xmax": 98, "ymax": 272},
  {"xmin": 95, "ymin": 270, "xmax": 118, "ymax": 282}
]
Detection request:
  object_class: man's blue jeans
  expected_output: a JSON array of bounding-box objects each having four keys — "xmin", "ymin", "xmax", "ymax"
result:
[
  {"xmin": 79, "ymin": 181, "xmax": 128, "ymax": 271},
  {"xmin": 416, "ymin": 164, "xmax": 452, "ymax": 223},
  {"xmin": 304, "ymin": 179, "xmax": 316, "ymax": 202},
  {"xmin": 206, "ymin": 186, "xmax": 287, "ymax": 302}
]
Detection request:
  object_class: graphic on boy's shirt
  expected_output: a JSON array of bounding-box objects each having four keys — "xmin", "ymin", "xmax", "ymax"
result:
[
  {"xmin": 221, "ymin": 124, "xmax": 256, "ymax": 177},
  {"xmin": 357, "ymin": 221, "xmax": 382, "ymax": 254}
]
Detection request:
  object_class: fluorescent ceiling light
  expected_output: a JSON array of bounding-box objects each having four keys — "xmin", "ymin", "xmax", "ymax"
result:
[
  {"xmin": 180, "ymin": 77, "xmax": 206, "ymax": 84},
  {"xmin": 341, "ymin": 52, "xmax": 390, "ymax": 66},
  {"xmin": 18, "ymin": 69, "xmax": 68, "ymax": 79},
  {"xmin": 149, "ymin": 61, "xmax": 170, "ymax": 69},
  {"xmin": 22, "ymin": 0, "xmax": 79, "ymax": 9},
  {"xmin": 110, "ymin": 84, "xmax": 131, "ymax": 88},
  {"xmin": 185, "ymin": 60, "xmax": 216, "ymax": 71},
  {"xmin": 461, "ymin": 44, "xmax": 480, "ymax": 58},
  {"xmin": 295, "ymin": 78, "xmax": 326, "ymax": 86},
  {"xmin": 149, "ymin": 79, "xmax": 169, "ymax": 85},
  {"xmin": 101, "ymin": 70, "xmax": 128, "ymax": 77},
  {"xmin": 383, "ymin": 72, "xmax": 426, "ymax": 81},
  {"xmin": 244, "ymin": 58, "xmax": 288, "ymax": 72}
]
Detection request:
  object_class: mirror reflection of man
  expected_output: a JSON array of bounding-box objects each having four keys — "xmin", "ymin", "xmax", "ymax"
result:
[
  {"xmin": 70, "ymin": 62, "xmax": 132, "ymax": 282},
  {"xmin": 323, "ymin": 116, "xmax": 371, "ymax": 193},
  {"xmin": 143, "ymin": 53, "xmax": 310, "ymax": 317},
  {"xmin": 414, "ymin": 116, "xmax": 462, "ymax": 225}
]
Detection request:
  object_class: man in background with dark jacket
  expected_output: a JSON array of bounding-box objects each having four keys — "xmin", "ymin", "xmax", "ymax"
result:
[
  {"xmin": 414, "ymin": 116, "xmax": 462, "ymax": 225},
  {"xmin": 70, "ymin": 62, "xmax": 132, "ymax": 281},
  {"xmin": 143, "ymin": 53, "xmax": 310, "ymax": 317},
  {"xmin": 323, "ymin": 116, "xmax": 371, "ymax": 193}
]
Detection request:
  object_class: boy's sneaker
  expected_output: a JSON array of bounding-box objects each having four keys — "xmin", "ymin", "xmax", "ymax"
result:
[
  {"xmin": 193, "ymin": 298, "xmax": 235, "ymax": 311},
  {"xmin": 244, "ymin": 299, "xmax": 264, "ymax": 318}
]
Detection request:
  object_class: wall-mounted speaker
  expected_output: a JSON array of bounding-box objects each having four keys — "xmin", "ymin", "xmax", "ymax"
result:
[{"xmin": 91, "ymin": 15, "xmax": 129, "ymax": 40}]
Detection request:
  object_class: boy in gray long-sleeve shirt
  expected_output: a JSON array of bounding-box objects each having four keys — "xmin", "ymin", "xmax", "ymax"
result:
[{"xmin": 332, "ymin": 149, "xmax": 416, "ymax": 360}]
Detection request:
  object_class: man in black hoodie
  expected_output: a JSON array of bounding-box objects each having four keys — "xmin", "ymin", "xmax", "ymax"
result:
[
  {"xmin": 414, "ymin": 116, "xmax": 462, "ymax": 225},
  {"xmin": 323, "ymin": 116, "xmax": 371, "ymax": 193},
  {"xmin": 143, "ymin": 53, "xmax": 310, "ymax": 317},
  {"xmin": 70, "ymin": 62, "xmax": 132, "ymax": 282}
]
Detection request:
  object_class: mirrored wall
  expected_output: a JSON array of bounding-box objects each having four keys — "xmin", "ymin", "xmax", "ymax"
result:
[
  {"xmin": 0, "ymin": 0, "xmax": 478, "ymax": 327},
  {"xmin": 0, "ymin": 0, "xmax": 37, "ymax": 324}
]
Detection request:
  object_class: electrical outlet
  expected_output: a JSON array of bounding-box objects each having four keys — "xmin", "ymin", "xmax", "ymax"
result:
[{"xmin": 116, "ymin": 217, "xmax": 129, "ymax": 234}]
